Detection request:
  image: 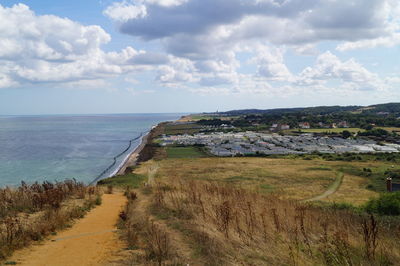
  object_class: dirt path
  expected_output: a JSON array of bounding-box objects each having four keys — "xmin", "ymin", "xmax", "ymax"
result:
[
  {"xmin": 147, "ymin": 164, "xmax": 159, "ymax": 185},
  {"xmin": 304, "ymin": 172, "xmax": 344, "ymax": 202},
  {"xmin": 9, "ymin": 193, "xmax": 127, "ymax": 266}
]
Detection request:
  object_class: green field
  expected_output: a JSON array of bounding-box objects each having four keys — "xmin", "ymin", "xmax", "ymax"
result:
[
  {"xmin": 290, "ymin": 127, "xmax": 365, "ymax": 134},
  {"xmin": 97, "ymin": 173, "xmax": 146, "ymax": 188},
  {"xmin": 187, "ymin": 114, "xmax": 216, "ymax": 121},
  {"xmin": 166, "ymin": 146, "xmax": 207, "ymax": 158},
  {"xmin": 378, "ymin": 127, "xmax": 400, "ymax": 132},
  {"xmin": 288, "ymin": 127, "xmax": 400, "ymax": 134},
  {"xmin": 164, "ymin": 123, "xmax": 203, "ymax": 135}
]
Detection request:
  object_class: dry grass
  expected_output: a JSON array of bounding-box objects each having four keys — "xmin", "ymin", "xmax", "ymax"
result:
[
  {"xmin": 143, "ymin": 177, "xmax": 400, "ymax": 265},
  {"xmin": 118, "ymin": 156, "xmax": 400, "ymax": 265},
  {"xmin": 0, "ymin": 180, "xmax": 102, "ymax": 260},
  {"xmin": 323, "ymin": 174, "xmax": 378, "ymax": 206},
  {"xmin": 120, "ymin": 189, "xmax": 189, "ymax": 265},
  {"xmin": 141, "ymin": 157, "xmax": 380, "ymax": 203}
]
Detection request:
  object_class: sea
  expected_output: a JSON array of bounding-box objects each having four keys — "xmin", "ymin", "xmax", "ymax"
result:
[{"xmin": 0, "ymin": 113, "xmax": 182, "ymax": 187}]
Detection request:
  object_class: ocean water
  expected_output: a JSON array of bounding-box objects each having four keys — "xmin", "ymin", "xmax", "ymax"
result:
[{"xmin": 0, "ymin": 113, "xmax": 181, "ymax": 186}]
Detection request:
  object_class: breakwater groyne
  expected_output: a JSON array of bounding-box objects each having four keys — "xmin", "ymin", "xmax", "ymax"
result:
[{"xmin": 89, "ymin": 133, "xmax": 143, "ymax": 185}]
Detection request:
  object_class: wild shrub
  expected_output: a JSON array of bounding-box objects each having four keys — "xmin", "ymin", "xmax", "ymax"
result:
[{"xmin": 364, "ymin": 192, "xmax": 400, "ymax": 215}]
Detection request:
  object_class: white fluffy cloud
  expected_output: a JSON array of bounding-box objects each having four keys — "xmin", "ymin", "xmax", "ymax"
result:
[
  {"xmin": 106, "ymin": 0, "xmax": 398, "ymax": 44},
  {"xmin": 1, "ymin": 0, "xmax": 398, "ymax": 98},
  {"xmin": 0, "ymin": 4, "xmax": 170, "ymax": 89},
  {"xmin": 103, "ymin": 1, "xmax": 147, "ymax": 22},
  {"xmin": 337, "ymin": 33, "xmax": 400, "ymax": 51},
  {"xmin": 103, "ymin": 0, "xmax": 399, "ymax": 95},
  {"xmin": 294, "ymin": 51, "xmax": 385, "ymax": 91},
  {"xmin": 250, "ymin": 45, "xmax": 292, "ymax": 81}
]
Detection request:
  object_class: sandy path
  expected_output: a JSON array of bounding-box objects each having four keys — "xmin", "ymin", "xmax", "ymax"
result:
[{"xmin": 9, "ymin": 193, "xmax": 127, "ymax": 266}]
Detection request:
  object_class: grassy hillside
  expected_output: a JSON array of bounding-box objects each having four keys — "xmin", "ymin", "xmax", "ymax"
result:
[
  {"xmin": 118, "ymin": 163, "xmax": 400, "ymax": 265},
  {"xmin": 138, "ymin": 157, "xmax": 384, "ymax": 205},
  {"xmin": 105, "ymin": 152, "xmax": 400, "ymax": 265}
]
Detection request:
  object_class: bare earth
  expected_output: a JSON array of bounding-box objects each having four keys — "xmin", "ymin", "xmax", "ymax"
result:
[{"xmin": 9, "ymin": 193, "xmax": 127, "ymax": 266}]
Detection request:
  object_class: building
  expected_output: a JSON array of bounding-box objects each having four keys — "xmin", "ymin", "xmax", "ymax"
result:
[
  {"xmin": 337, "ymin": 121, "xmax": 349, "ymax": 128},
  {"xmin": 280, "ymin": 124, "xmax": 290, "ymax": 130},
  {"xmin": 269, "ymin": 123, "xmax": 278, "ymax": 131},
  {"xmin": 298, "ymin": 122, "xmax": 311, "ymax": 129}
]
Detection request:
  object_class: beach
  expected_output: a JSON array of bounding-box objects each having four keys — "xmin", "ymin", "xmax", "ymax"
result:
[{"xmin": 115, "ymin": 131, "xmax": 151, "ymax": 176}]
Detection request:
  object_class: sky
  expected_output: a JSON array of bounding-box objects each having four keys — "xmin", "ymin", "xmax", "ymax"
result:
[{"xmin": 0, "ymin": 0, "xmax": 399, "ymax": 115}]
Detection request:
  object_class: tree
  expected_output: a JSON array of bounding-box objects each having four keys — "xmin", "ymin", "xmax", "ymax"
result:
[{"xmin": 342, "ymin": 130, "xmax": 352, "ymax": 139}]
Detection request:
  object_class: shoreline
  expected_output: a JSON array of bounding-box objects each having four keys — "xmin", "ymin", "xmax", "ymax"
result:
[
  {"xmin": 93, "ymin": 117, "xmax": 181, "ymax": 184},
  {"xmin": 114, "ymin": 130, "xmax": 152, "ymax": 176}
]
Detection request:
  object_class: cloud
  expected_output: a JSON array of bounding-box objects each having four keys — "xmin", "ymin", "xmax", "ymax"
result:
[
  {"xmin": 156, "ymin": 57, "xmax": 197, "ymax": 86},
  {"xmin": 103, "ymin": 1, "xmax": 147, "ymax": 22},
  {"xmin": 128, "ymin": 52, "xmax": 170, "ymax": 65},
  {"xmin": 294, "ymin": 51, "xmax": 385, "ymax": 91},
  {"xmin": 336, "ymin": 33, "xmax": 400, "ymax": 51},
  {"xmin": 250, "ymin": 45, "xmax": 292, "ymax": 81},
  {"xmin": 0, "ymin": 4, "xmax": 171, "ymax": 89},
  {"xmin": 103, "ymin": 0, "xmax": 398, "ymax": 95},
  {"xmin": 0, "ymin": 0, "xmax": 396, "ymax": 99},
  {"xmin": 146, "ymin": 0, "xmax": 188, "ymax": 7},
  {"xmin": 107, "ymin": 0, "xmax": 397, "ymax": 44}
]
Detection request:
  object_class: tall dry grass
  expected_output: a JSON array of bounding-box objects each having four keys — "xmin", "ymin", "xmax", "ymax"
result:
[
  {"xmin": 145, "ymin": 178, "xmax": 400, "ymax": 265},
  {"xmin": 0, "ymin": 180, "xmax": 102, "ymax": 260},
  {"xmin": 121, "ymin": 190, "xmax": 176, "ymax": 266},
  {"xmin": 149, "ymin": 157, "xmax": 379, "ymax": 203}
]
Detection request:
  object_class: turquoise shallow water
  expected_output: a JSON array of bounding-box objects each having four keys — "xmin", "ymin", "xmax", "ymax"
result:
[{"xmin": 0, "ymin": 113, "xmax": 181, "ymax": 186}]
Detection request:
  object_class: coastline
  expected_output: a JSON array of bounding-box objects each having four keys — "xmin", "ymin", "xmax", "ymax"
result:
[
  {"xmin": 94, "ymin": 116, "xmax": 183, "ymax": 184},
  {"xmin": 114, "ymin": 130, "xmax": 152, "ymax": 176}
]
